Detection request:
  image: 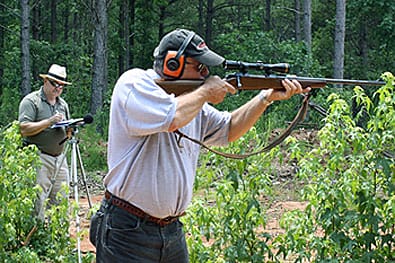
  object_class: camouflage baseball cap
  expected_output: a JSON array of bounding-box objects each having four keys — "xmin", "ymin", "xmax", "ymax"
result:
[{"xmin": 153, "ymin": 29, "xmax": 224, "ymax": 66}]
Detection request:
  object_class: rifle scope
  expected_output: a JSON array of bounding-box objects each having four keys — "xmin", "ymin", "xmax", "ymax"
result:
[{"xmin": 223, "ymin": 60, "xmax": 290, "ymax": 74}]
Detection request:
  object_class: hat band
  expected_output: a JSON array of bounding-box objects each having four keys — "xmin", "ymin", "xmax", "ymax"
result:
[{"xmin": 48, "ymin": 72, "xmax": 66, "ymax": 82}]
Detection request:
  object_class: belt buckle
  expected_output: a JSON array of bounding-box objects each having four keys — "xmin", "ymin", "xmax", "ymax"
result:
[
  {"xmin": 163, "ymin": 216, "xmax": 175, "ymax": 222},
  {"xmin": 161, "ymin": 218, "xmax": 171, "ymax": 224},
  {"xmin": 159, "ymin": 216, "xmax": 177, "ymax": 226}
]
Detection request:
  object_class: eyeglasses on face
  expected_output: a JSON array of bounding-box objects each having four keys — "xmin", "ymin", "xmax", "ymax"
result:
[
  {"xmin": 48, "ymin": 79, "xmax": 64, "ymax": 89},
  {"xmin": 197, "ymin": 63, "xmax": 208, "ymax": 74},
  {"xmin": 186, "ymin": 61, "xmax": 208, "ymax": 75}
]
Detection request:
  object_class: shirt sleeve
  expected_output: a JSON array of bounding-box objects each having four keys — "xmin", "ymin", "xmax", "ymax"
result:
[
  {"xmin": 200, "ymin": 103, "xmax": 231, "ymax": 146},
  {"xmin": 116, "ymin": 69, "xmax": 177, "ymax": 136},
  {"xmin": 18, "ymin": 97, "xmax": 36, "ymax": 123}
]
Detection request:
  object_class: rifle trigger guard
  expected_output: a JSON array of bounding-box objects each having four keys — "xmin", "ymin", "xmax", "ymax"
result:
[{"xmin": 236, "ymin": 75, "xmax": 242, "ymax": 88}]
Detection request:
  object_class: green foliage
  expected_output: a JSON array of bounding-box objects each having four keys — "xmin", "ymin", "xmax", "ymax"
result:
[
  {"xmin": 3, "ymin": 0, "xmax": 391, "ymax": 132},
  {"xmin": 186, "ymin": 128, "xmax": 280, "ymax": 262},
  {"xmin": 275, "ymin": 73, "xmax": 395, "ymax": 261},
  {"xmin": 186, "ymin": 74, "xmax": 394, "ymax": 262},
  {"xmin": 76, "ymin": 123, "xmax": 108, "ymax": 173},
  {"xmin": 0, "ymin": 122, "xmax": 40, "ymax": 260},
  {"xmin": 0, "ymin": 87, "xmax": 20, "ymax": 127},
  {"xmin": 0, "ymin": 28, "xmax": 22, "ymax": 126},
  {"xmin": 2, "ymin": 1, "xmax": 395, "ymax": 261},
  {"xmin": 0, "ymin": 122, "xmax": 93, "ymax": 262}
]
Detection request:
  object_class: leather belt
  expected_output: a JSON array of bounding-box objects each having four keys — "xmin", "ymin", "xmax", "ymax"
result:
[{"xmin": 105, "ymin": 191, "xmax": 184, "ymax": 227}]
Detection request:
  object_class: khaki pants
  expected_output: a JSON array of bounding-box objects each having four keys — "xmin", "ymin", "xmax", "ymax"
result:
[{"xmin": 35, "ymin": 152, "xmax": 69, "ymax": 220}]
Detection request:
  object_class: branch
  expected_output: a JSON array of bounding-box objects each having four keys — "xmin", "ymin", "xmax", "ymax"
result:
[
  {"xmin": 275, "ymin": 6, "xmax": 304, "ymax": 15},
  {"xmin": 106, "ymin": 0, "xmax": 112, "ymax": 9},
  {"xmin": 31, "ymin": 0, "xmax": 44, "ymax": 10},
  {"xmin": 0, "ymin": 2, "xmax": 21, "ymax": 18},
  {"xmin": 21, "ymin": 225, "xmax": 38, "ymax": 246},
  {"xmin": 213, "ymin": 2, "xmax": 245, "ymax": 12},
  {"xmin": 0, "ymin": 23, "xmax": 17, "ymax": 33},
  {"xmin": 76, "ymin": 0, "xmax": 93, "ymax": 15}
]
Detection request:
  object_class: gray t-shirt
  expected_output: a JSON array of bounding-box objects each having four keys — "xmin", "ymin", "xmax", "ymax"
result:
[
  {"xmin": 18, "ymin": 87, "xmax": 70, "ymax": 156},
  {"xmin": 104, "ymin": 69, "xmax": 231, "ymax": 218}
]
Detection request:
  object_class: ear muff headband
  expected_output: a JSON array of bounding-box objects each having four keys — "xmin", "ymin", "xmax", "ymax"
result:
[
  {"xmin": 163, "ymin": 32, "xmax": 195, "ymax": 78},
  {"xmin": 174, "ymin": 32, "xmax": 195, "ymax": 61}
]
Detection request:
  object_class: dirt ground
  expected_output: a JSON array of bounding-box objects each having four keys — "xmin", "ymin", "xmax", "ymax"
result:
[{"xmin": 73, "ymin": 194, "xmax": 102, "ymax": 254}]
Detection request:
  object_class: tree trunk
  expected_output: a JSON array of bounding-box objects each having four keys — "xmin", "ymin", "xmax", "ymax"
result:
[
  {"xmin": 32, "ymin": 1, "xmax": 40, "ymax": 40},
  {"xmin": 128, "ymin": 0, "xmax": 135, "ymax": 68},
  {"xmin": 303, "ymin": 0, "xmax": 311, "ymax": 53},
  {"xmin": 359, "ymin": 20, "xmax": 368, "ymax": 77},
  {"xmin": 0, "ymin": 3, "xmax": 4, "ymax": 91},
  {"xmin": 205, "ymin": 0, "xmax": 214, "ymax": 45},
  {"xmin": 71, "ymin": 10, "xmax": 79, "ymax": 43},
  {"xmin": 50, "ymin": 0, "xmax": 57, "ymax": 43},
  {"xmin": 295, "ymin": 0, "xmax": 301, "ymax": 41},
  {"xmin": 21, "ymin": 0, "xmax": 31, "ymax": 97},
  {"xmin": 91, "ymin": 0, "xmax": 109, "ymax": 116},
  {"xmin": 333, "ymin": 0, "xmax": 345, "ymax": 79},
  {"xmin": 158, "ymin": 4, "xmax": 165, "ymax": 39},
  {"xmin": 198, "ymin": 0, "xmax": 204, "ymax": 36},
  {"xmin": 264, "ymin": 0, "xmax": 271, "ymax": 31},
  {"xmin": 31, "ymin": 1, "xmax": 41, "ymax": 82},
  {"xmin": 63, "ymin": 0, "xmax": 69, "ymax": 42},
  {"xmin": 118, "ymin": 0, "xmax": 126, "ymax": 74}
]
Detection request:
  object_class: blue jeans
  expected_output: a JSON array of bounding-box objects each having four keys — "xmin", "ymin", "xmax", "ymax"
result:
[{"xmin": 90, "ymin": 199, "xmax": 189, "ymax": 263}]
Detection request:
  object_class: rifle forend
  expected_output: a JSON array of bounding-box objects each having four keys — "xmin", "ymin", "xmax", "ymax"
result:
[{"xmin": 226, "ymin": 74, "xmax": 385, "ymax": 90}]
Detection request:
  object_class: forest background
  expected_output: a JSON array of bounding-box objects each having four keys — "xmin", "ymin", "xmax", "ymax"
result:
[
  {"xmin": 0, "ymin": 0, "xmax": 394, "ymax": 262},
  {"xmin": 1, "ymin": 0, "xmax": 394, "ymax": 129}
]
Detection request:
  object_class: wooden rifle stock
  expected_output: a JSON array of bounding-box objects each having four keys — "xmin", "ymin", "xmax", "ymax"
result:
[{"xmin": 155, "ymin": 74, "xmax": 385, "ymax": 96}]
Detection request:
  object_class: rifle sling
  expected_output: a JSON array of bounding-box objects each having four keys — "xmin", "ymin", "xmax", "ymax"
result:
[{"xmin": 174, "ymin": 94, "xmax": 311, "ymax": 159}]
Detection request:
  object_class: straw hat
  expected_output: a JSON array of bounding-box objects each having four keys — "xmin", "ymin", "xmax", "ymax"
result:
[{"xmin": 39, "ymin": 64, "xmax": 72, "ymax": 85}]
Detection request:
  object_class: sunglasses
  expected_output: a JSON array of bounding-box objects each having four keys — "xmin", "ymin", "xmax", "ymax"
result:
[{"xmin": 48, "ymin": 79, "xmax": 64, "ymax": 89}]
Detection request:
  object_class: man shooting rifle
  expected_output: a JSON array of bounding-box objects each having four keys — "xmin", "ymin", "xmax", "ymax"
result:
[{"xmin": 90, "ymin": 28, "xmax": 310, "ymax": 262}]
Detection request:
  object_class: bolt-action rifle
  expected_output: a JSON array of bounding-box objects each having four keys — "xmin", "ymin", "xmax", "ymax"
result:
[
  {"xmin": 156, "ymin": 60, "xmax": 385, "ymax": 96},
  {"xmin": 155, "ymin": 60, "xmax": 386, "ymax": 159}
]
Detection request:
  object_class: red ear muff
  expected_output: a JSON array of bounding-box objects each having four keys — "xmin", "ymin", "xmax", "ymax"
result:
[
  {"xmin": 162, "ymin": 32, "xmax": 195, "ymax": 79},
  {"xmin": 163, "ymin": 51, "xmax": 185, "ymax": 78}
]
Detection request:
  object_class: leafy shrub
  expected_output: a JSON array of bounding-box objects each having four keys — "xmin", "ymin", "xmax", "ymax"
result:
[
  {"xmin": 275, "ymin": 73, "xmax": 395, "ymax": 262},
  {"xmin": 186, "ymin": 127, "xmax": 281, "ymax": 262},
  {"xmin": 0, "ymin": 122, "xmax": 94, "ymax": 262},
  {"xmin": 185, "ymin": 73, "xmax": 394, "ymax": 262},
  {"xmin": 0, "ymin": 122, "xmax": 40, "ymax": 261}
]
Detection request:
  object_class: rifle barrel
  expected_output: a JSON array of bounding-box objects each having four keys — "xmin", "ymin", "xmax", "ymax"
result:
[{"xmin": 290, "ymin": 76, "xmax": 385, "ymax": 86}]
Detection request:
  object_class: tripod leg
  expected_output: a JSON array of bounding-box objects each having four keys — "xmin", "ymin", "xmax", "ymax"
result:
[
  {"xmin": 37, "ymin": 143, "xmax": 70, "ymax": 220},
  {"xmin": 76, "ymin": 144, "xmax": 92, "ymax": 208},
  {"xmin": 70, "ymin": 141, "xmax": 82, "ymax": 263}
]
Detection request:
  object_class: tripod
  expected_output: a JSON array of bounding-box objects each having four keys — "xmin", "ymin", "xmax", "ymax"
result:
[
  {"xmin": 63, "ymin": 125, "xmax": 92, "ymax": 263},
  {"xmin": 43, "ymin": 125, "xmax": 92, "ymax": 262},
  {"xmin": 25, "ymin": 123, "xmax": 92, "ymax": 262}
]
